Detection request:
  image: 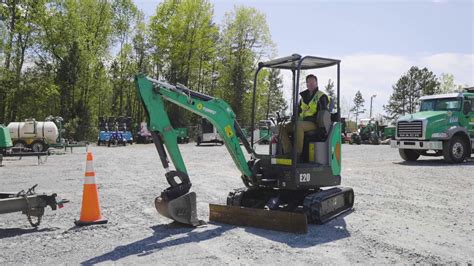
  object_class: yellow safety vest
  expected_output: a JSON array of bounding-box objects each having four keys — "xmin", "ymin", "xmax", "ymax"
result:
[{"xmin": 299, "ymin": 90, "xmax": 329, "ymax": 120}]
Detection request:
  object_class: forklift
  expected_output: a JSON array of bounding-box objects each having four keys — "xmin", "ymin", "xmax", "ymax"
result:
[{"xmin": 134, "ymin": 54, "xmax": 354, "ymax": 233}]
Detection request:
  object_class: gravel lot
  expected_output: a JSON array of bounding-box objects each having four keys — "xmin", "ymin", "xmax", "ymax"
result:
[{"xmin": 0, "ymin": 143, "xmax": 473, "ymax": 264}]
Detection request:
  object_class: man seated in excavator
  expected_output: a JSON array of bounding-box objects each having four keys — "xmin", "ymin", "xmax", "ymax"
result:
[
  {"xmin": 134, "ymin": 54, "xmax": 353, "ymax": 234},
  {"xmin": 279, "ymin": 74, "xmax": 331, "ymax": 161}
]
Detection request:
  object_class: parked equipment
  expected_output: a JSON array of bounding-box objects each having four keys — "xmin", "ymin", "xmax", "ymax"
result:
[
  {"xmin": 391, "ymin": 89, "xmax": 474, "ymax": 163},
  {"xmin": 257, "ymin": 120, "xmax": 272, "ymax": 144},
  {"xmin": 134, "ymin": 54, "xmax": 354, "ymax": 233},
  {"xmin": 195, "ymin": 118, "xmax": 223, "ymax": 146},
  {"xmin": 0, "ymin": 124, "xmax": 49, "ymax": 166},
  {"xmin": 117, "ymin": 117, "xmax": 134, "ymax": 144},
  {"xmin": 97, "ymin": 117, "xmax": 132, "ymax": 146},
  {"xmin": 175, "ymin": 128, "xmax": 190, "ymax": 144},
  {"xmin": 135, "ymin": 122, "xmax": 153, "ymax": 144},
  {"xmin": 341, "ymin": 118, "xmax": 348, "ymax": 143},
  {"xmin": 349, "ymin": 120, "xmax": 381, "ymax": 145},
  {"xmin": 383, "ymin": 125, "xmax": 395, "ymax": 140},
  {"xmin": 7, "ymin": 119, "xmax": 58, "ymax": 152}
]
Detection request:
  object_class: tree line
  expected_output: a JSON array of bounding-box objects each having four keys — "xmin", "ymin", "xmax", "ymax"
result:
[{"xmin": 0, "ymin": 0, "xmax": 287, "ymax": 140}]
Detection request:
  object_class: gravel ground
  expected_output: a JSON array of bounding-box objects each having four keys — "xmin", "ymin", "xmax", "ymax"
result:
[{"xmin": 0, "ymin": 143, "xmax": 473, "ymax": 264}]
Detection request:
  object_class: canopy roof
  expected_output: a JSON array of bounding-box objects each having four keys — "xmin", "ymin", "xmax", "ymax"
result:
[{"xmin": 258, "ymin": 54, "xmax": 340, "ymax": 70}]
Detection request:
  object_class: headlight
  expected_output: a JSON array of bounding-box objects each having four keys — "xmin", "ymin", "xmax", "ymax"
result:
[{"xmin": 431, "ymin": 132, "xmax": 448, "ymax": 138}]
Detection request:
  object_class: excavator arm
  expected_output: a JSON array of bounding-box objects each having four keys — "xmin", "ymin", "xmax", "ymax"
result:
[{"xmin": 134, "ymin": 74, "xmax": 256, "ymax": 225}]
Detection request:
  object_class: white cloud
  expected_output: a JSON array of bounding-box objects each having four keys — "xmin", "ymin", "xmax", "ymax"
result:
[
  {"xmin": 277, "ymin": 53, "xmax": 474, "ymax": 120},
  {"xmin": 420, "ymin": 53, "xmax": 474, "ymax": 85}
]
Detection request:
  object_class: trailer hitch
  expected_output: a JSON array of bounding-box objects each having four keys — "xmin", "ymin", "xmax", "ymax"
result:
[{"xmin": 0, "ymin": 184, "xmax": 69, "ymax": 227}]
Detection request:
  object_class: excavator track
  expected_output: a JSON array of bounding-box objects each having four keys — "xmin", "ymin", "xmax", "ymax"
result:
[{"xmin": 303, "ymin": 187, "xmax": 354, "ymax": 224}]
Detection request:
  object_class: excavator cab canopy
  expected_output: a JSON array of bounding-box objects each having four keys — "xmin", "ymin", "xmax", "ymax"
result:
[{"xmin": 250, "ymin": 54, "xmax": 341, "ymax": 167}]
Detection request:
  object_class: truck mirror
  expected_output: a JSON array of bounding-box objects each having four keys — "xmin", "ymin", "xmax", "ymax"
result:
[{"xmin": 463, "ymin": 101, "xmax": 471, "ymax": 115}]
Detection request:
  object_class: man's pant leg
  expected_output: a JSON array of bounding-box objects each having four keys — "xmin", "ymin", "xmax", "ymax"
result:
[
  {"xmin": 280, "ymin": 122, "xmax": 293, "ymax": 154},
  {"xmin": 296, "ymin": 121, "xmax": 317, "ymax": 154}
]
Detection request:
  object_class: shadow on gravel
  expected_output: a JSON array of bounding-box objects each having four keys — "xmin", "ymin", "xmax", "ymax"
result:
[
  {"xmin": 393, "ymin": 159, "xmax": 474, "ymax": 167},
  {"xmin": 0, "ymin": 227, "xmax": 57, "ymax": 239},
  {"xmin": 81, "ymin": 222, "xmax": 230, "ymax": 265},
  {"xmin": 82, "ymin": 211, "xmax": 352, "ymax": 264},
  {"xmin": 242, "ymin": 210, "xmax": 352, "ymax": 248}
]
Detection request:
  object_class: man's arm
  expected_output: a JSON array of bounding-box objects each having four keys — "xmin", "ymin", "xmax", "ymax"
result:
[{"xmin": 317, "ymin": 95, "xmax": 329, "ymax": 112}]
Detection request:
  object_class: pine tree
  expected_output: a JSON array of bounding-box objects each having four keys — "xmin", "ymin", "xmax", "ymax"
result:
[
  {"xmin": 384, "ymin": 66, "xmax": 440, "ymax": 119},
  {"xmin": 350, "ymin": 90, "xmax": 365, "ymax": 126},
  {"xmin": 265, "ymin": 68, "xmax": 287, "ymax": 119},
  {"xmin": 324, "ymin": 79, "xmax": 336, "ymax": 112}
]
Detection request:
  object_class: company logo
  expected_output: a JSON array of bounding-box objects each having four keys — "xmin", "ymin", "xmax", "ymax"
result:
[
  {"xmin": 203, "ymin": 107, "xmax": 216, "ymax": 115},
  {"xmin": 224, "ymin": 125, "xmax": 234, "ymax": 137}
]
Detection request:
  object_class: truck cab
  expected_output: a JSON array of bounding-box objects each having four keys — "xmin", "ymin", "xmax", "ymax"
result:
[{"xmin": 391, "ymin": 88, "xmax": 474, "ymax": 163}]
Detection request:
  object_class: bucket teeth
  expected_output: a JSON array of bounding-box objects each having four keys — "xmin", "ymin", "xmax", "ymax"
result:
[{"xmin": 155, "ymin": 192, "xmax": 200, "ymax": 226}]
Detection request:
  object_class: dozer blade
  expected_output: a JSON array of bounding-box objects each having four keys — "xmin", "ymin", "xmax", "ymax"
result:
[
  {"xmin": 155, "ymin": 192, "xmax": 200, "ymax": 226},
  {"xmin": 209, "ymin": 204, "xmax": 308, "ymax": 234}
]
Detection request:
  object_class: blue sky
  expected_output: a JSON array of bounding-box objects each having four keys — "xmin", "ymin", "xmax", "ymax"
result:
[{"xmin": 133, "ymin": 0, "xmax": 473, "ymax": 118}]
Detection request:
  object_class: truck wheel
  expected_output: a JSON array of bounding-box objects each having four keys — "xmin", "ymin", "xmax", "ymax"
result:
[
  {"xmin": 443, "ymin": 136, "xmax": 468, "ymax": 163},
  {"xmin": 31, "ymin": 140, "xmax": 47, "ymax": 152},
  {"xmin": 399, "ymin": 149, "xmax": 420, "ymax": 161},
  {"xmin": 196, "ymin": 137, "xmax": 201, "ymax": 146}
]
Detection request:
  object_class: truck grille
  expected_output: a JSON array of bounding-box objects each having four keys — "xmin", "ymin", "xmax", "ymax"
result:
[{"xmin": 397, "ymin": 121, "xmax": 423, "ymax": 139}]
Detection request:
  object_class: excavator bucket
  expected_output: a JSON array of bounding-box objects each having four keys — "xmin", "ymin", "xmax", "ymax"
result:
[
  {"xmin": 209, "ymin": 204, "xmax": 308, "ymax": 234},
  {"xmin": 155, "ymin": 192, "xmax": 200, "ymax": 226}
]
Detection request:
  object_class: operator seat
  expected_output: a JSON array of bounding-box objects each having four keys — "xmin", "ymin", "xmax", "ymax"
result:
[{"xmin": 302, "ymin": 110, "xmax": 334, "ymax": 162}]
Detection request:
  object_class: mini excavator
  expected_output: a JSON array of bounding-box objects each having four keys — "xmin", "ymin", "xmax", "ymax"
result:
[{"xmin": 134, "ymin": 54, "xmax": 354, "ymax": 233}]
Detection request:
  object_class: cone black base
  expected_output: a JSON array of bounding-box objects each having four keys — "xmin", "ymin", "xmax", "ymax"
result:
[{"xmin": 74, "ymin": 219, "xmax": 108, "ymax": 226}]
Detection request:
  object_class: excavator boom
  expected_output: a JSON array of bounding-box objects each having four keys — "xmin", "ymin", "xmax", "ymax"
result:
[{"xmin": 135, "ymin": 75, "xmax": 264, "ymax": 227}]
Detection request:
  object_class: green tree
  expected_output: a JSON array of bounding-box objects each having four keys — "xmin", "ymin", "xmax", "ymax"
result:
[
  {"xmin": 384, "ymin": 66, "xmax": 440, "ymax": 119},
  {"xmin": 110, "ymin": 0, "xmax": 139, "ymax": 117},
  {"xmin": 350, "ymin": 90, "xmax": 365, "ymax": 126},
  {"xmin": 438, "ymin": 73, "xmax": 464, "ymax": 93},
  {"xmin": 149, "ymin": 0, "xmax": 218, "ymax": 126},
  {"xmin": 38, "ymin": 0, "xmax": 114, "ymax": 139},
  {"xmin": 216, "ymin": 5, "xmax": 273, "ymax": 125},
  {"xmin": 265, "ymin": 68, "xmax": 287, "ymax": 119},
  {"xmin": 324, "ymin": 79, "xmax": 336, "ymax": 112},
  {"xmin": 0, "ymin": 0, "xmax": 46, "ymax": 123}
]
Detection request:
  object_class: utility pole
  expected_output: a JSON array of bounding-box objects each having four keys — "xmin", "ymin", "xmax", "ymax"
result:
[{"xmin": 370, "ymin": 94, "xmax": 377, "ymax": 119}]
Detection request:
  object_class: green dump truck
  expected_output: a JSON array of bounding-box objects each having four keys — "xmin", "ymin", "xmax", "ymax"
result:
[{"xmin": 391, "ymin": 88, "xmax": 474, "ymax": 163}]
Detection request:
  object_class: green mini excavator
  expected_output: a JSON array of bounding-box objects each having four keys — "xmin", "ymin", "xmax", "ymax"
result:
[{"xmin": 135, "ymin": 54, "xmax": 354, "ymax": 233}]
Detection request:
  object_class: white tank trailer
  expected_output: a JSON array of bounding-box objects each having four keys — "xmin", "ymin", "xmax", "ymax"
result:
[{"xmin": 7, "ymin": 120, "xmax": 58, "ymax": 152}]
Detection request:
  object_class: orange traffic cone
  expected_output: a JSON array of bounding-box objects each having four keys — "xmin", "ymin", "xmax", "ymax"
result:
[{"xmin": 74, "ymin": 151, "xmax": 108, "ymax": 226}]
